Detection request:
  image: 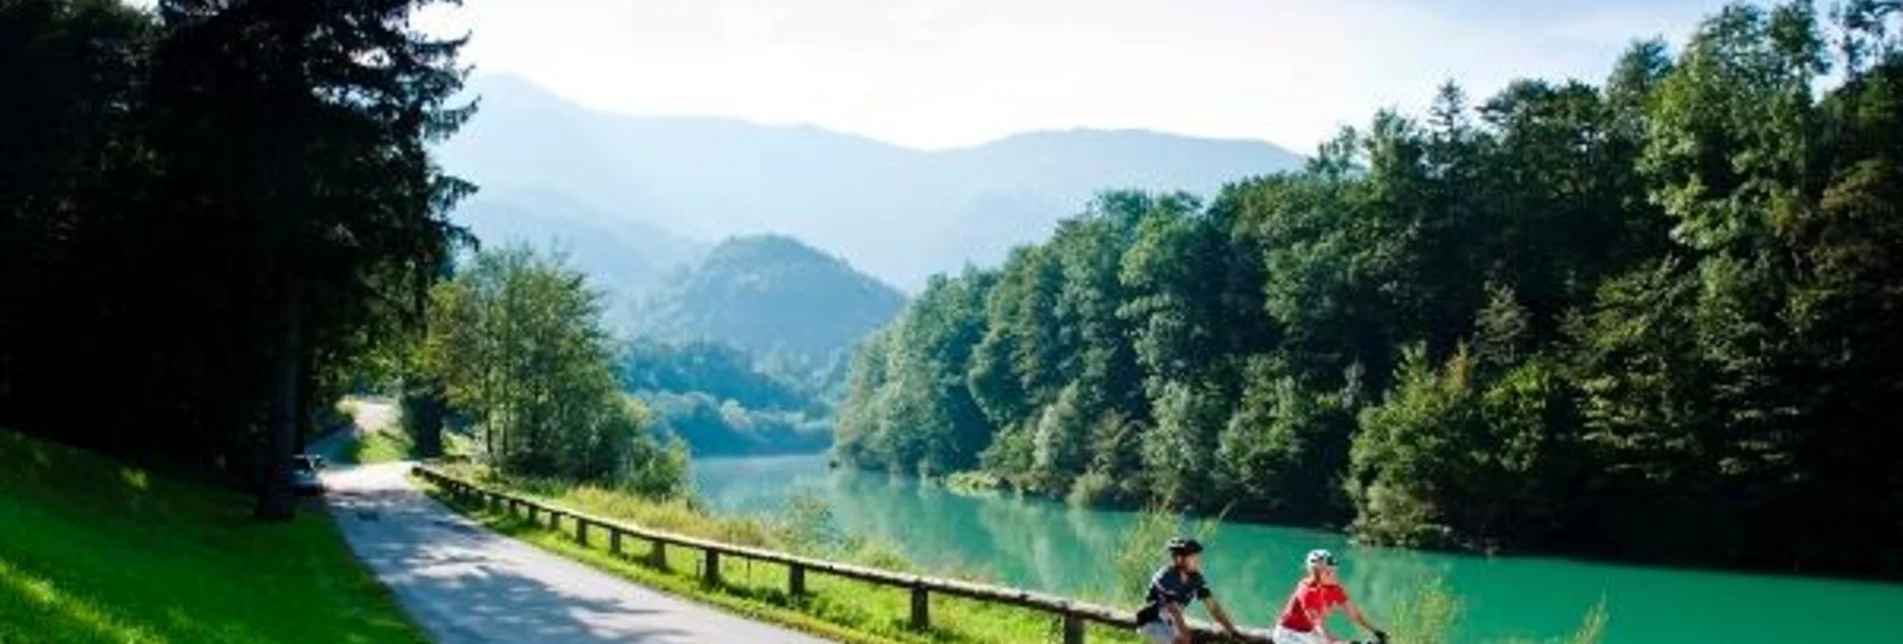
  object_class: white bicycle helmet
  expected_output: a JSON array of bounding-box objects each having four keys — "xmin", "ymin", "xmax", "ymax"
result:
[{"xmin": 1305, "ymin": 549, "xmax": 1338, "ymax": 567}]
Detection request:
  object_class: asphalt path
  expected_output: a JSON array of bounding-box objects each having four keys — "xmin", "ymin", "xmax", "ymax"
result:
[{"xmin": 319, "ymin": 402, "xmax": 828, "ymax": 643}]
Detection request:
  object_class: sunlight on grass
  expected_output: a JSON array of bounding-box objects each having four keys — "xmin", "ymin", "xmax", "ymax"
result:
[
  {"xmin": 0, "ymin": 430, "xmax": 425, "ymax": 643},
  {"xmin": 0, "ymin": 557, "xmax": 155, "ymax": 643},
  {"xmin": 117, "ymin": 468, "xmax": 148, "ymax": 492},
  {"xmin": 341, "ymin": 429, "xmax": 413, "ymax": 465}
]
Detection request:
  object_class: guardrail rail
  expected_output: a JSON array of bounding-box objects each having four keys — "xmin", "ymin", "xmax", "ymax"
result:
[{"xmin": 412, "ymin": 465, "xmax": 1275, "ymax": 643}]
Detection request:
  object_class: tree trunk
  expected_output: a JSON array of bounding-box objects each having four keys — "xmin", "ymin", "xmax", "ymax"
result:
[
  {"xmin": 404, "ymin": 376, "xmax": 446, "ymax": 458},
  {"xmin": 254, "ymin": 281, "xmax": 302, "ymax": 521},
  {"xmin": 293, "ymin": 323, "xmax": 315, "ymax": 453}
]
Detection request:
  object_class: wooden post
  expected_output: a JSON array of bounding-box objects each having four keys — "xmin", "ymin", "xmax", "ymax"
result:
[
  {"xmin": 910, "ymin": 583, "xmax": 929, "ymax": 630},
  {"xmin": 650, "ymin": 540, "xmax": 668, "ymax": 570},
  {"xmin": 788, "ymin": 562, "xmax": 806, "ymax": 597},
  {"xmin": 548, "ymin": 510, "xmax": 560, "ymax": 531},
  {"xmin": 526, "ymin": 505, "xmax": 537, "ymax": 523},
  {"xmin": 609, "ymin": 527, "xmax": 623, "ymax": 556},
  {"xmin": 576, "ymin": 518, "xmax": 589, "ymax": 546},
  {"xmin": 703, "ymin": 550, "xmax": 722, "ymax": 587},
  {"xmin": 1062, "ymin": 612, "xmax": 1084, "ymax": 644}
]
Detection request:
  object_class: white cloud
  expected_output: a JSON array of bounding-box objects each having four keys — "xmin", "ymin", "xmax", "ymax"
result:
[{"xmin": 413, "ymin": 0, "xmax": 1728, "ymax": 151}]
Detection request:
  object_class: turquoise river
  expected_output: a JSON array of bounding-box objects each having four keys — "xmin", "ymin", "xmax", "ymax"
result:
[{"xmin": 692, "ymin": 454, "xmax": 1903, "ymax": 643}]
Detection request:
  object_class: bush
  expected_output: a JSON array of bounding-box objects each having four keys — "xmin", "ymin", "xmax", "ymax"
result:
[{"xmin": 1066, "ymin": 470, "xmax": 1118, "ymax": 507}]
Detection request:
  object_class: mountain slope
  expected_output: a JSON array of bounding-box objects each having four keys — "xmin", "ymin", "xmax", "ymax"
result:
[
  {"xmin": 437, "ymin": 74, "xmax": 1304, "ymax": 289},
  {"xmin": 451, "ymin": 188, "xmax": 706, "ymax": 326},
  {"xmin": 636, "ymin": 235, "xmax": 905, "ymax": 365}
]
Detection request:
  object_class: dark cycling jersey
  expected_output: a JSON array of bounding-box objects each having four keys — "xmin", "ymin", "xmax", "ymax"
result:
[{"xmin": 1134, "ymin": 566, "xmax": 1211, "ymax": 625}]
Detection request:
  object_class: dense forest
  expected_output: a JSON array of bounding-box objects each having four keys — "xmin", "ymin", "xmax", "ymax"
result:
[
  {"xmin": 0, "ymin": 0, "xmax": 691, "ymax": 511},
  {"xmin": 0, "ymin": 0, "xmax": 476, "ymax": 517},
  {"xmin": 619, "ymin": 339, "xmax": 834, "ymax": 455},
  {"xmin": 838, "ymin": 1, "xmax": 1903, "ymax": 577}
]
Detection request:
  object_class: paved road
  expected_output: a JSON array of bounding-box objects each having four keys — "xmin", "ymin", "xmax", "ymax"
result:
[{"xmin": 320, "ymin": 404, "xmax": 828, "ymax": 643}]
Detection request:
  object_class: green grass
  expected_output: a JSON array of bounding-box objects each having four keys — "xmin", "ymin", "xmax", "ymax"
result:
[
  {"xmin": 418, "ymin": 469, "xmax": 1145, "ymax": 644},
  {"xmin": 0, "ymin": 430, "xmax": 424, "ymax": 644},
  {"xmin": 339, "ymin": 428, "xmax": 413, "ymax": 465},
  {"xmin": 421, "ymin": 466, "xmax": 1610, "ymax": 644}
]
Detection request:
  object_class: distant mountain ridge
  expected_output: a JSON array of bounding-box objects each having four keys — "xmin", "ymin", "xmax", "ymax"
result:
[
  {"xmin": 437, "ymin": 74, "xmax": 1305, "ymax": 290},
  {"xmin": 453, "ymin": 188, "xmax": 707, "ymax": 324},
  {"xmin": 635, "ymin": 235, "xmax": 906, "ymax": 368}
]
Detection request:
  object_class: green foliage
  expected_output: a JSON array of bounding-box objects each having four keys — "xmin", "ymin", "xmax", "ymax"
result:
[
  {"xmin": 1100, "ymin": 504, "xmax": 1186, "ymax": 602},
  {"xmin": 1214, "ymin": 360, "xmax": 1353, "ymax": 521},
  {"xmin": 640, "ymin": 391, "xmax": 832, "ymax": 456},
  {"xmin": 836, "ymin": 1, "xmax": 1903, "ymax": 576},
  {"xmin": 398, "ymin": 377, "xmax": 449, "ymax": 458},
  {"xmin": 621, "ymin": 339, "xmax": 835, "ymax": 456},
  {"xmin": 1568, "ymin": 599, "xmax": 1609, "ymax": 644},
  {"xmin": 418, "ymin": 246, "xmax": 685, "ymax": 495},
  {"xmin": 622, "ymin": 339, "xmax": 815, "ymax": 411},
  {"xmin": 1386, "ymin": 578, "xmax": 1463, "ymax": 644},
  {"xmin": 0, "ymin": 430, "xmax": 423, "ymax": 642},
  {"xmin": 0, "ymin": 0, "xmax": 472, "ymax": 517},
  {"xmin": 1349, "ymin": 346, "xmax": 1478, "ymax": 548},
  {"xmin": 836, "ymin": 271, "xmax": 995, "ymax": 477},
  {"xmin": 341, "ymin": 429, "xmax": 415, "ymax": 466}
]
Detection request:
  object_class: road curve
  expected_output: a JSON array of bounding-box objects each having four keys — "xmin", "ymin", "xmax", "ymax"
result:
[{"xmin": 322, "ymin": 461, "xmax": 830, "ymax": 644}]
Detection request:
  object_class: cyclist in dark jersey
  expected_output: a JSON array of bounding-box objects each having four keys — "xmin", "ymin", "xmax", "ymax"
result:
[{"xmin": 1134, "ymin": 537, "xmax": 1243, "ymax": 644}]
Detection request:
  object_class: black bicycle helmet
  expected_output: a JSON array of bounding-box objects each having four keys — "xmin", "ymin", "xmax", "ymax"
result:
[{"xmin": 1165, "ymin": 537, "xmax": 1204, "ymax": 556}]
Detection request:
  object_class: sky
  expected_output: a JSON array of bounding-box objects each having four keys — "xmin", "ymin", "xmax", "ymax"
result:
[{"xmin": 410, "ymin": 0, "xmax": 1731, "ymax": 153}]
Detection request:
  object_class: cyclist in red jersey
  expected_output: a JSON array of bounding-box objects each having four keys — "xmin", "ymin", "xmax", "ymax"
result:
[{"xmin": 1272, "ymin": 550, "xmax": 1387, "ymax": 644}]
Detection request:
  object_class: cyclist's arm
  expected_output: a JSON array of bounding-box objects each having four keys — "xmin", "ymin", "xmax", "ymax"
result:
[
  {"xmin": 1202, "ymin": 594, "xmax": 1248, "ymax": 636},
  {"xmin": 1305, "ymin": 604, "xmax": 1336, "ymax": 643},
  {"xmin": 1345, "ymin": 600, "xmax": 1385, "ymax": 640},
  {"xmin": 1203, "ymin": 594, "xmax": 1243, "ymax": 636}
]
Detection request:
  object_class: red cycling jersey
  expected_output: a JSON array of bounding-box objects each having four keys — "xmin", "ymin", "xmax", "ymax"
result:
[{"xmin": 1277, "ymin": 579, "xmax": 1348, "ymax": 632}]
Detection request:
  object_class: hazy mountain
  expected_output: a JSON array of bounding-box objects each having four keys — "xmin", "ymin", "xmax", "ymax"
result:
[
  {"xmin": 636, "ymin": 235, "xmax": 905, "ymax": 366},
  {"xmin": 451, "ymin": 188, "xmax": 707, "ymax": 326},
  {"xmin": 438, "ymin": 74, "xmax": 1305, "ymax": 289}
]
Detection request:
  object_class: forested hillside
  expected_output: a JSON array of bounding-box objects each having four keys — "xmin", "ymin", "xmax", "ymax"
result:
[
  {"xmin": 619, "ymin": 339, "xmax": 833, "ymax": 455},
  {"xmin": 837, "ymin": 1, "xmax": 1903, "ymax": 577},
  {"xmin": 636, "ymin": 235, "xmax": 906, "ymax": 372}
]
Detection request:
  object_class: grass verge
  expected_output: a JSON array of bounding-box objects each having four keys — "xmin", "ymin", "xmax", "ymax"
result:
[
  {"xmin": 338, "ymin": 428, "xmax": 413, "ymax": 466},
  {"xmin": 0, "ymin": 430, "xmax": 424, "ymax": 643},
  {"xmin": 416, "ymin": 472, "xmax": 1144, "ymax": 644},
  {"xmin": 417, "ymin": 465, "xmax": 1607, "ymax": 644}
]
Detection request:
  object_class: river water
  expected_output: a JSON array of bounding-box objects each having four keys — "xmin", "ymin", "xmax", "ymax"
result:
[{"xmin": 692, "ymin": 454, "xmax": 1903, "ymax": 643}]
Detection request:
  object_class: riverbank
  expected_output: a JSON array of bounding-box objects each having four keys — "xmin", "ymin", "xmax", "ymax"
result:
[
  {"xmin": 418, "ymin": 462, "xmax": 1149, "ymax": 643},
  {"xmin": 696, "ymin": 452, "xmax": 1903, "ymax": 643},
  {"xmin": 421, "ymin": 461, "xmax": 1614, "ymax": 643}
]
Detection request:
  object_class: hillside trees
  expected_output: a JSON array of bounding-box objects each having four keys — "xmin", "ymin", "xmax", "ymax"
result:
[{"xmin": 837, "ymin": 1, "xmax": 1903, "ymax": 576}]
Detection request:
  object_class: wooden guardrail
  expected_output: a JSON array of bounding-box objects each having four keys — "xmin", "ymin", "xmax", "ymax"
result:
[{"xmin": 413, "ymin": 465, "xmax": 1275, "ymax": 643}]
